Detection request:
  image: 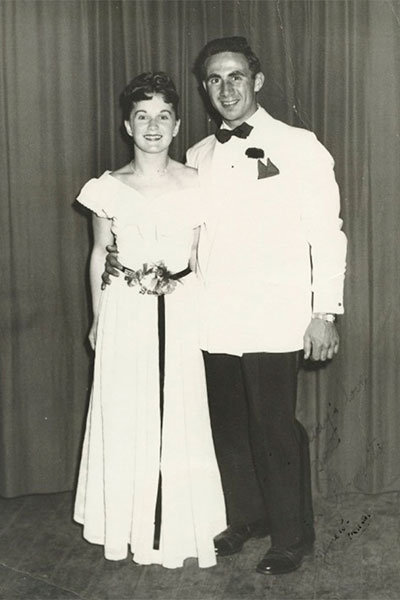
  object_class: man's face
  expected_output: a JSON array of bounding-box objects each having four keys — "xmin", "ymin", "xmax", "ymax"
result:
[{"xmin": 203, "ymin": 51, "xmax": 264, "ymax": 128}]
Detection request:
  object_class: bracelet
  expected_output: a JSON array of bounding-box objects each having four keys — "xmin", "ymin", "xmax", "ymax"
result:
[{"xmin": 312, "ymin": 312, "xmax": 336, "ymax": 323}]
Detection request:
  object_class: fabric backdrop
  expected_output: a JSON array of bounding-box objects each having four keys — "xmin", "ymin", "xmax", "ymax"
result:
[{"xmin": 1, "ymin": 0, "xmax": 399, "ymax": 497}]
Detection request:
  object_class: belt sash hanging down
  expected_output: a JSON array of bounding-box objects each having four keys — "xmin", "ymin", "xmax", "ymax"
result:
[
  {"xmin": 120, "ymin": 263, "xmax": 191, "ymax": 549},
  {"xmin": 153, "ymin": 265, "xmax": 191, "ymax": 549}
]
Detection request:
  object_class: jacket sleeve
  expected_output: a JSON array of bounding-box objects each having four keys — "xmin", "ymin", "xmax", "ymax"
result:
[{"xmin": 299, "ymin": 134, "xmax": 347, "ymax": 314}]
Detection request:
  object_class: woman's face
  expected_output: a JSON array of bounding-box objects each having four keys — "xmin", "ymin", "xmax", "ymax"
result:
[{"xmin": 125, "ymin": 94, "xmax": 180, "ymax": 154}]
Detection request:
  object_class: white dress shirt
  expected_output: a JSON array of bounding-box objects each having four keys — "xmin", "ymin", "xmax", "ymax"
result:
[{"xmin": 186, "ymin": 106, "xmax": 347, "ymax": 355}]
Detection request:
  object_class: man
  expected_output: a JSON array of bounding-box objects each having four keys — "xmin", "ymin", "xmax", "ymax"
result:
[
  {"xmin": 186, "ymin": 36, "xmax": 346, "ymax": 575},
  {"xmin": 104, "ymin": 37, "xmax": 347, "ymax": 575}
]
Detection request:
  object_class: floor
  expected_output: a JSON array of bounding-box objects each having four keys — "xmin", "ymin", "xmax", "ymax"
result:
[{"xmin": 0, "ymin": 491, "xmax": 399, "ymax": 600}]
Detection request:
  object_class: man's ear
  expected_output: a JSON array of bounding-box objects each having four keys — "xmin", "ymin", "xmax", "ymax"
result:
[
  {"xmin": 202, "ymin": 80, "xmax": 207, "ymax": 91},
  {"xmin": 254, "ymin": 72, "xmax": 265, "ymax": 93},
  {"xmin": 124, "ymin": 120, "xmax": 133, "ymax": 137},
  {"xmin": 172, "ymin": 119, "xmax": 181, "ymax": 138}
]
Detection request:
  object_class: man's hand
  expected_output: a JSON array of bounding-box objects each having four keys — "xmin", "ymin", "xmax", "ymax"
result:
[
  {"xmin": 101, "ymin": 244, "xmax": 123, "ymax": 288},
  {"xmin": 303, "ymin": 318, "xmax": 339, "ymax": 361}
]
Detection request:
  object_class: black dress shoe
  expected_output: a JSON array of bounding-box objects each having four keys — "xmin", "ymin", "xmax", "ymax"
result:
[
  {"xmin": 256, "ymin": 539, "xmax": 314, "ymax": 575},
  {"xmin": 214, "ymin": 520, "xmax": 269, "ymax": 556}
]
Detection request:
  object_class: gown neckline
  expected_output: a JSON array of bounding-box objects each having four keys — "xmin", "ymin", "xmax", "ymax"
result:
[{"xmin": 104, "ymin": 170, "xmax": 198, "ymax": 203}]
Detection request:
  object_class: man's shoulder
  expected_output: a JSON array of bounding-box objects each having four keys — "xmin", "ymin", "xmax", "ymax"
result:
[
  {"xmin": 187, "ymin": 133, "xmax": 216, "ymax": 154},
  {"xmin": 257, "ymin": 107, "xmax": 332, "ymax": 162},
  {"xmin": 186, "ymin": 134, "xmax": 216, "ymax": 168},
  {"xmin": 258, "ymin": 107, "xmax": 317, "ymax": 141}
]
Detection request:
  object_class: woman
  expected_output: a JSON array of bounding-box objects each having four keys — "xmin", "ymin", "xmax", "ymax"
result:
[{"xmin": 74, "ymin": 73, "xmax": 226, "ymax": 568}]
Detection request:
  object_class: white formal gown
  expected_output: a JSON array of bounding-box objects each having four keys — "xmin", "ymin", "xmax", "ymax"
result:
[{"xmin": 73, "ymin": 172, "xmax": 226, "ymax": 568}]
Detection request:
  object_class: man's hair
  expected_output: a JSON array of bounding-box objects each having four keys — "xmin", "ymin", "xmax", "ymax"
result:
[
  {"xmin": 120, "ymin": 72, "xmax": 179, "ymax": 121},
  {"xmin": 194, "ymin": 36, "xmax": 261, "ymax": 81}
]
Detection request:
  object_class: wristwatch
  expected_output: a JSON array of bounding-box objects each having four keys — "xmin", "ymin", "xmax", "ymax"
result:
[{"xmin": 312, "ymin": 312, "xmax": 336, "ymax": 323}]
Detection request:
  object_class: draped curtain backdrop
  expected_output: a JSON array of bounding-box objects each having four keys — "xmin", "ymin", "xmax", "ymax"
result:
[{"xmin": 1, "ymin": 0, "xmax": 399, "ymax": 497}]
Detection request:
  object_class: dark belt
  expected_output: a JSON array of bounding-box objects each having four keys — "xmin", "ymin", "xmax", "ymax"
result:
[
  {"xmin": 121, "ymin": 263, "xmax": 192, "ymax": 549},
  {"xmin": 154, "ymin": 265, "xmax": 191, "ymax": 549}
]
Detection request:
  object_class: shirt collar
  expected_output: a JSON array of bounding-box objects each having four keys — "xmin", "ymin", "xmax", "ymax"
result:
[{"xmin": 245, "ymin": 105, "xmax": 263, "ymax": 127}]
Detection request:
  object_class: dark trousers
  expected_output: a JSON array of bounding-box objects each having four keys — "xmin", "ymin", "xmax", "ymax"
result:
[{"xmin": 203, "ymin": 351, "xmax": 315, "ymax": 548}]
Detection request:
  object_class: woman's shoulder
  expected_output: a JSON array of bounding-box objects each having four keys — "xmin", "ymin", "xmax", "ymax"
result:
[
  {"xmin": 169, "ymin": 160, "xmax": 199, "ymax": 187},
  {"xmin": 163, "ymin": 162, "xmax": 205, "ymax": 225},
  {"xmin": 109, "ymin": 163, "xmax": 131, "ymax": 177},
  {"xmin": 108, "ymin": 164, "xmax": 133, "ymax": 189}
]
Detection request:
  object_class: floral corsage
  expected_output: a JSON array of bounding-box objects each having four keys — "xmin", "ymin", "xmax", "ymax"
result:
[
  {"xmin": 123, "ymin": 261, "xmax": 178, "ymax": 295},
  {"xmin": 245, "ymin": 147, "xmax": 265, "ymax": 159}
]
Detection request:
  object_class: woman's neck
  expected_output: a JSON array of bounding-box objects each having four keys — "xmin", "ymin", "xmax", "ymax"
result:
[{"xmin": 130, "ymin": 152, "xmax": 170, "ymax": 177}]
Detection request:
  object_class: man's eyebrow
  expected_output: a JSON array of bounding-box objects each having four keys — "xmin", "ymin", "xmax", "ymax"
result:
[
  {"xmin": 206, "ymin": 70, "xmax": 246, "ymax": 81},
  {"xmin": 206, "ymin": 72, "xmax": 221, "ymax": 81}
]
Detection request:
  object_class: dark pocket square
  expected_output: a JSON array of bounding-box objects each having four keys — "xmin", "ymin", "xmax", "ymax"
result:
[{"xmin": 258, "ymin": 158, "xmax": 280, "ymax": 180}]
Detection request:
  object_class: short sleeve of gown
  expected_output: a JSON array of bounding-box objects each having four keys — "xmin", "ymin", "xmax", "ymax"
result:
[{"xmin": 76, "ymin": 174, "xmax": 115, "ymax": 219}]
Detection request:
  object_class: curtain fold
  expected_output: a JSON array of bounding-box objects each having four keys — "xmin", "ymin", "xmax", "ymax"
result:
[{"xmin": 1, "ymin": 0, "xmax": 399, "ymax": 497}]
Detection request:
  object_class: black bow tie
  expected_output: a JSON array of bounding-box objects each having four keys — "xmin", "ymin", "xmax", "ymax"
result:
[{"xmin": 215, "ymin": 122, "xmax": 253, "ymax": 143}]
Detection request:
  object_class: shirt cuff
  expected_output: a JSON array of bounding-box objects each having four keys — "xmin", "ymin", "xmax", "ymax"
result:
[{"xmin": 312, "ymin": 291, "xmax": 344, "ymax": 314}]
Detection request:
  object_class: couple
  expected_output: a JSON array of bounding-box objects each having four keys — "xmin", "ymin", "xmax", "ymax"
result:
[{"xmin": 74, "ymin": 37, "xmax": 347, "ymax": 575}]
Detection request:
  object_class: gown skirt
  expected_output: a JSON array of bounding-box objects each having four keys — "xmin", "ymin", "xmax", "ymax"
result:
[{"xmin": 74, "ymin": 174, "xmax": 226, "ymax": 569}]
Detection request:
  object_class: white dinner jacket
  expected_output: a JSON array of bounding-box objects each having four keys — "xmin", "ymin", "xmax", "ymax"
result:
[{"xmin": 186, "ymin": 107, "xmax": 347, "ymax": 355}]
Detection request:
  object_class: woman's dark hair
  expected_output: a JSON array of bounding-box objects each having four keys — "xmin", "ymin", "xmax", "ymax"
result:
[
  {"xmin": 120, "ymin": 72, "xmax": 179, "ymax": 121},
  {"xmin": 194, "ymin": 36, "xmax": 261, "ymax": 82}
]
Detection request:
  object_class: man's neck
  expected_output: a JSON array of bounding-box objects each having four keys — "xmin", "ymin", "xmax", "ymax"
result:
[{"xmin": 221, "ymin": 105, "xmax": 259, "ymax": 130}]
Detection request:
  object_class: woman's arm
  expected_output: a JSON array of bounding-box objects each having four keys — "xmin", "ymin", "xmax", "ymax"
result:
[{"xmin": 88, "ymin": 214, "xmax": 114, "ymax": 348}]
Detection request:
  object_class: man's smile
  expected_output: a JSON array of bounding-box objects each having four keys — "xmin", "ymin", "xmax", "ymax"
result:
[
  {"xmin": 143, "ymin": 134, "xmax": 162, "ymax": 141},
  {"xmin": 220, "ymin": 99, "xmax": 239, "ymax": 107}
]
